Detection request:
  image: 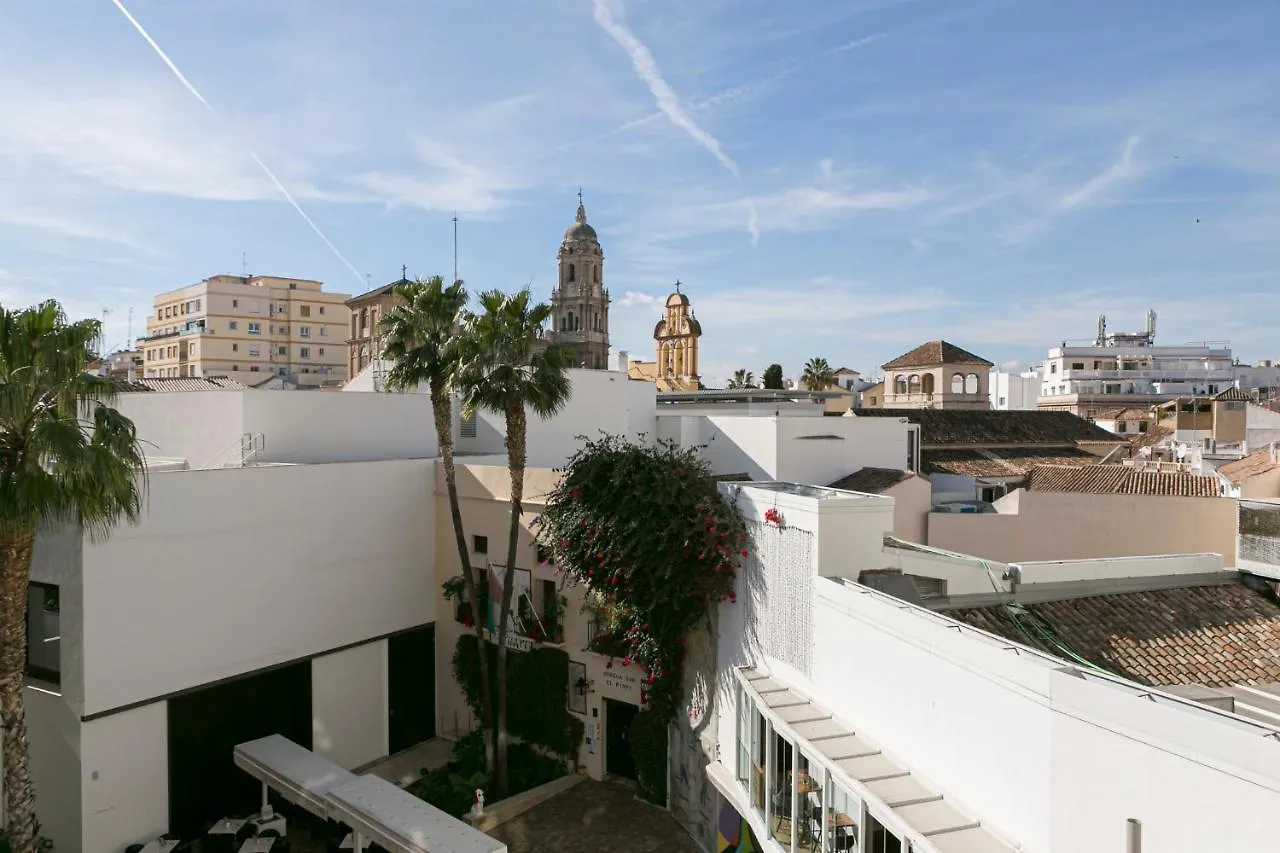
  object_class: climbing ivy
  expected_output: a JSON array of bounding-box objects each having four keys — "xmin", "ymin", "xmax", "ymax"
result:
[{"xmin": 535, "ymin": 434, "xmax": 748, "ymax": 801}]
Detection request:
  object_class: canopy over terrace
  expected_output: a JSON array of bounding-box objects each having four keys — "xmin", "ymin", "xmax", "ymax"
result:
[
  {"xmin": 233, "ymin": 735, "xmax": 357, "ymax": 817},
  {"xmin": 325, "ymin": 775, "xmax": 508, "ymax": 853}
]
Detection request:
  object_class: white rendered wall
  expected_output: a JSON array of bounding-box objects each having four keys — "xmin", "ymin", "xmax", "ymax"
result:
[
  {"xmin": 79, "ymin": 701, "xmax": 168, "ymax": 853},
  {"xmin": 18, "ymin": 687, "xmax": 82, "ymax": 853},
  {"xmin": 775, "ymin": 416, "xmax": 909, "ymax": 484},
  {"xmin": 312, "ymin": 641, "xmax": 390, "ymax": 769},
  {"xmin": 112, "ymin": 391, "xmax": 244, "ymax": 467},
  {"xmin": 78, "ymin": 459, "xmax": 435, "ymax": 715},
  {"xmin": 243, "ymin": 390, "xmax": 438, "ymax": 463}
]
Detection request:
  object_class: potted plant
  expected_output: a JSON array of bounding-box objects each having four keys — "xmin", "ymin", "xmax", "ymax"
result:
[{"xmin": 443, "ymin": 575, "xmax": 471, "ymax": 625}]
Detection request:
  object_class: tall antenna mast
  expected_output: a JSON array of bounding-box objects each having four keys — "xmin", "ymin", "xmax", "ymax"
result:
[
  {"xmin": 242, "ymin": 252, "xmax": 248, "ymax": 278},
  {"xmin": 128, "ymin": 307, "xmax": 134, "ymax": 348},
  {"xmin": 452, "ymin": 212, "xmax": 459, "ymax": 283}
]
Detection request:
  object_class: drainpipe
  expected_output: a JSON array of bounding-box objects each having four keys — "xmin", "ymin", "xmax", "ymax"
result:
[{"xmin": 1127, "ymin": 818, "xmax": 1142, "ymax": 853}]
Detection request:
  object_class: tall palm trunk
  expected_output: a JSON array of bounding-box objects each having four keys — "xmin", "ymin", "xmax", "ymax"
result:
[
  {"xmin": 0, "ymin": 526, "xmax": 39, "ymax": 853},
  {"xmin": 431, "ymin": 381, "xmax": 495, "ymax": 775},
  {"xmin": 493, "ymin": 400, "xmax": 528, "ymax": 795}
]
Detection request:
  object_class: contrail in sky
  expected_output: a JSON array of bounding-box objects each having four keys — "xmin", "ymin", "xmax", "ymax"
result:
[{"xmin": 108, "ymin": 0, "xmax": 366, "ymax": 287}]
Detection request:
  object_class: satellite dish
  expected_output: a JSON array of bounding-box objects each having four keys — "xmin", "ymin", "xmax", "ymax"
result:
[{"xmin": 1176, "ymin": 443, "xmax": 1187, "ymax": 460}]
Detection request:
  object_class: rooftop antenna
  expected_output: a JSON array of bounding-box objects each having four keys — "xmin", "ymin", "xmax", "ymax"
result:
[
  {"xmin": 452, "ymin": 212, "xmax": 458, "ymax": 284},
  {"xmin": 1096, "ymin": 314, "xmax": 1107, "ymax": 346},
  {"xmin": 242, "ymin": 252, "xmax": 248, "ymax": 278},
  {"xmin": 127, "ymin": 307, "xmax": 133, "ymax": 348}
]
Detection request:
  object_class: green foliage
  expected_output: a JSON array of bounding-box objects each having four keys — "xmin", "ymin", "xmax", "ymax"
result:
[
  {"xmin": 411, "ymin": 729, "xmax": 568, "ymax": 816},
  {"xmin": 453, "ymin": 635, "xmax": 582, "ymax": 757},
  {"xmin": 801, "ymin": 356, "xmax": 835, "ymax": 392},
  {"xmin": 379, "ymin": 276, "xmax": 469, "ymax": 393},
  {"xmin": 762, "ymin": 363, "xmax": 784, "ymax": 389},
  {"xmin": 727, "ymin": 369, "xmax": 756, "ymax": 390},
  {"xmin": 442, "ymin": 575, "xmax": 467, "ymax": 602},
  {"xmin": 535, "ymin": 434, "xmax": 748, "ymax": 802}
]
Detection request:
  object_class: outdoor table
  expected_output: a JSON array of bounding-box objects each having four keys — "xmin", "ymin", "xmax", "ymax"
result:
[
  {"xmin": 209, "ymin": 817, "xmax": 248, "ymax": 835},
  {"xmin": 139, "ymin": 839, "xmax": 179, "ymax": 853}
]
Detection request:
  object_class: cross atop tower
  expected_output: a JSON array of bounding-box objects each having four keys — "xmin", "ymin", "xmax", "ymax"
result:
[
  {"xmin": 578, "ymin": 187, "xmax": 583, "ymax": 205},
  {"xmin": 674, "ymin": 279, "xmax": 681, "ymax": 293},
  {"xmin": 401, "ymin": 264, "xmax": 408, "ymax": 281}
]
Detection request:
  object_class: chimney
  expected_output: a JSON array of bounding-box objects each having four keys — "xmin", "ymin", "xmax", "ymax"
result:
[{"xmin": 617, "ymin": 350, "xmax": 629, "ymax": 373}]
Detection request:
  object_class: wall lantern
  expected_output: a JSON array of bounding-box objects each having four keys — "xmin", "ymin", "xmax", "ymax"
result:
[{"xmin": 574, "ymin": 676, "xmax": 592, "ymax": 697}]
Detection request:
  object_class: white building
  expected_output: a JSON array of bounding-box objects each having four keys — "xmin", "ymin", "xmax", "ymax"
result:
[
  {"xmin": 1037, "ymin": 311, "xmax": 1280, "ymax": 416},
  {"xmin": 20, "ymin": 388, "xmax": 442, "ymax": 853},
  {"xmin": 704, "ymin": 481, "xmax": 1280, "ymax": 853},
  {"xmin": 988, "ymin": 367, "xmax": 1041, "ymax": 410}
]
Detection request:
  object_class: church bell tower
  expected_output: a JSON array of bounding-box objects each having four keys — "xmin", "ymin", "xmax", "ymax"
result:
[{"xmin": 549, "ymin": 192, "xmax": 610, "ymax": 369}]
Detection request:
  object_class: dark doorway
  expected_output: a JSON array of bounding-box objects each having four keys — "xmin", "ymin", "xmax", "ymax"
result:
[
  {"xmin": 605, "ymin": 698, "xmax": 639, "ymax": 780},
  {"xmin": 388, "ymin": 625, "xmax": 436, "ymax": 754},
  {"xmin": 167, "ymin": 661, "xmax": 312, "ymax": 837}
]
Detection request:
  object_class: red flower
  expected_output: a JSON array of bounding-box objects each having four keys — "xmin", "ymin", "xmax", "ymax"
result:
[
  {"xmin": 622, "ymin": 656, "xmax": 631, "ymax": 667},
  {"xmin": 741, "ymin": 549, "xmax": 749, "ymax": 557}
]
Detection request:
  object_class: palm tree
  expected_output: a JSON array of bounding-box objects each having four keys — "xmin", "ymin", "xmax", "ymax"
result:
[
  {"xmin": 0, "ymin": 302, "xmax": 146, "ymax": 853},
  {"xmin": 380, "ymin": 276, "xmax": 496, "ymax": 775},
  {"xmin": 728, "ymin": 369, "xmax": 756, "ymax": 389},
  {"xmin": 457, "ymin": 288, "xmax": 573, "ymax": 794},
  {"xmin": 801, "ymin": 357, "xmax": 836, "ymax": 392}
]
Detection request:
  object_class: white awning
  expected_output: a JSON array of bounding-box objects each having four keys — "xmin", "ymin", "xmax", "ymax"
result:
[
  {"xmin": 233, "ymin": 735, "xmax": 357, "ymax": 818},
  {"xmin": 324, "ymin": 775, "xmax": 507, "ymax": 853}
]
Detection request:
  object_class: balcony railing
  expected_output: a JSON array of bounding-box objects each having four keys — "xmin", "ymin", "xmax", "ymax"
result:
[
  {"xmin": 1240, "ymin": 534, "xmax": 1280, "ymax": 566},
  {"xmin": 1063, "ymin": 368, "xmax": 1235, "ymax": 382}
]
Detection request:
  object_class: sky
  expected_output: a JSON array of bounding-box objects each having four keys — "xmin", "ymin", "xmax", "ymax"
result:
[{"xmin": 3, "ymin": 0, "xmax": 1280, "ymax": 387}]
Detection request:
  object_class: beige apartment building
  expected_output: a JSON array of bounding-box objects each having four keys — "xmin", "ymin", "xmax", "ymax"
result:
[{"xmin": 138, "ymin": 274, "xmax": 351, "ymax": 387}]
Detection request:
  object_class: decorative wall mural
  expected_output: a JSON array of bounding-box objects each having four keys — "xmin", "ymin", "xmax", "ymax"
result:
[{"xmin": 717, "ymin": 800, "xmax": 761, "ymax": 852}]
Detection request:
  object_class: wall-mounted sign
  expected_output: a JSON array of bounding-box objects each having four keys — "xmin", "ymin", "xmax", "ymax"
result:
[
  {"xmin": 600, "ymin": 667, "xmax": 643, "ymax": 703},
  {"xmin": 504, "ymin": 634, "xmax": 532, "ymax": 653}
]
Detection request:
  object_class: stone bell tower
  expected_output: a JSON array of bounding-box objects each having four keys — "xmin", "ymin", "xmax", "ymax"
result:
[{"xmin": 549, "ymin": 192, "xmax": 610, "ymax": 369}]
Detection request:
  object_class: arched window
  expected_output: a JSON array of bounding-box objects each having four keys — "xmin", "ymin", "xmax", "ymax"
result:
[
  {"xmin": 965, "ymin": 373, "xmax": 979, "ymax": 394},
  {"xmin": 895, "ymin": 375, "xmax": 908, "ymax": 394},
  {"xmin": 908, "ymin": 374, "xmax": 921, "ymax": 394},
  {"xmin": 952, "ymin": 373, "xmax": 965, "ymax": 394},
  {"xmin": 567, "ymin": 311, "xmax": 575, "ymax": 331},
  {"xmin": 360, "ymin": 308, "xmax": 369, "ymax": 331},
  {"xmin": 567, "ymin": 264, "xmax": 576, "ymax": 282},
  {"xmin": 594, "ymin": 266, "xmax": 600, "ymax": 284},
  {"xmin": 922, "ymin": 373, "xmax": 935, "ymax": 394}
]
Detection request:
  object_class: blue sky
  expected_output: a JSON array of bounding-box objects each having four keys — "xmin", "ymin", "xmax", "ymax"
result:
[{"xmin": 3, "ymin": 0, "xmax": 1279, "ymax": 386}]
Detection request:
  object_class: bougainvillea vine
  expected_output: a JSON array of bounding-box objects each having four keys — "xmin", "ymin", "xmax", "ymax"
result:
[{"xmin": 535, "ymin": 434, "xmax": 750, "ymax": 798}]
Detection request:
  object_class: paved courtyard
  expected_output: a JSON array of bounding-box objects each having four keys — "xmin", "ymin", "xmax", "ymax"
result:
[{"xmin": 487, "ymin": 778, "xmax": 702, "ymax": 853}]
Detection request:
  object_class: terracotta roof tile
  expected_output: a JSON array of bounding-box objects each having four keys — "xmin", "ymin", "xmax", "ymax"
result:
[
  {"xmin": 1028, "ymin": 464, "xmax": 1223, "ymax": 497},
  {"xmin": 1214, "ymin": 387, "xmax": 1253, "ymax": 402},
  {"xmin": 828, "ymin": 467, "xmax": 920, "ymax": 494},
  {"xmin": 949, "ymin": 584, "xmax": 1280, "ymax": 687},
  {"xmin": 1127, "ymin": 423, "xmax": 1174, "ymax": 450},
  {"xmin": 881, "ymin": 340, "xmax": 993, "ymax": 370},
  {"xmin": 113, "ymin": 377, "xmax": 249, "ymax": 392},
  {"xmin": 1219, "ymin": 448, "xmax": 1280, "ymax": 485},
  {"xmin": 923, "ymin": 447, "xmax": 1099, "ymax": 478},
  {"xmin": 853, "ymin": 409, "xmax": 1123, "ymax": 446}
]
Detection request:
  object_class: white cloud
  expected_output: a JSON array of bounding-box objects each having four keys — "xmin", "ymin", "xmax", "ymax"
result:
[
  {"xmin": 357, "ymin": 136, "xmax": 521, "ymax": 216},
  {"xmin": 698, "ymin": 182, "xmax": 935, "ymax": 237},
  {"xmin": 591, "ymin": 0, "xmax": 740, "ymax": 179},
  {"xmin": 617, "ymin": 291, "xmax": 660, "ymax": 308},
  {"xmin": 693, "ymin": 278, "xmax": 955, "ymax": 330},
  {"xmin": 0, "ymin": 210, "xmax": 155, "ymax": 253},
  {"xmin": 1060, "ymin": 135, "xmax": 1143, "ymax": 209}
]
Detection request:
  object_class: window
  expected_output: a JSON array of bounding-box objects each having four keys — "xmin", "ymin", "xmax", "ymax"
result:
[
  {"xmin": 867, "ymin": 812, "xmax": 903, "ymax": 853},
  {"xmin": 567, "ymin": 263, "xmax": 576, "ymax": 282},
  {"xmin": 319, "ymin": 306, "xmax": 325, "ymax": 315},
  {"xmin": 229, "ymin": 321, "xmax": 238, "ymax": 330},
  {"xmin": 1116, "ymin": 421, "xmax": 1127, "ymax": 432},
  {"xmin": 194, "ymin": 299, "xmax": 202, "ymax": 311},
  {"xmin": 165, "ymin": 306, "xmax": 172, "ymax": 318},
  {"xmin": 26, "ymin": 583, "xmax": 60, "ymax": 685},
  {"xmin": 157, "ymin": 309, "xmax": 162, "ymax": 320},
  {"xmin": 965, "ymin": 372, "xmax": 979, "ymax": 394},
  {"xmin": 319, "ymin": 348, "xmax": 325, "ymax": 356},
  {"xmin": 907, "ymin": 374, "xmax": 920, "ymax": 394},
  {"xmin": 277, "ymin": 346, "xmax": 288, "ymax": 356},
  {"xmin": 1049, "ymin": 363, "xmax": 1057, "ymax": 373},
  {"xmin": 1226, "ymin": 401, "xmax": 1246, "ymax": 411},
  {"xmin": 248, "ymin": 322, "xmax": 261, "ymax": 335},
  {"xmin": 461, "ymin": 409, "xmax": 477, "ymax": 439},
  {"xmin": 921, "ymin": 373, "xmax": 935, "ymax": 395},
  {"xmin": 300, "ymin": 326, "xmax": 310, "ymax": 337},
  {"xmin": 1071, "ymin": 362, "xmax": 1084, "ymax": 370},
  {"xmin": 289, "ymin": 283, "xmax": 297, "ymax": 290},
  {"xmin": 951, "ymin": 372, "xmax": 964, "ymax": 394},
  {"xmin": 473, "ymin": 535, "xmax": 488, "ymax": 555},
  {"xmin": 319, "ymin": 327, "xmax": 327, "ymax": 336},
  {"xmin": 249, "ymin": 345, "xmax": 260, "ymax": 356},
  {"xmin": 769, "ymin": 729, "xmax": 794, "ymax": 848},
  {"xmin": 894, "ymin": 375, "xmax": 907, "ymax": 394},
  {"xmin": 300, "ymin": 347, "xmax": 310, "ymax": 359},
  {"xmin": 250, "ymin": 366, "xmax": 260, "ymax": 372},
  {"xmin": 233, "ymin": 299, "xmax": 239, "ymax": 308},
  {"xmin": 300, "ymin": 305, "xmax": 311, "ymax": 317},
  {"xmin": 1138, "ymin": 421, "xmax": 1148, "ymax": 432},
  {"xmin": 1208, "ymin": 384, "xmax": 1219, "ymax": 395}
]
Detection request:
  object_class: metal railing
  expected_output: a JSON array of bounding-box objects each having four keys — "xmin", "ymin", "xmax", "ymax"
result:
[{"xmin": 200, "ymin": 432, "xmax": 265, "ymax": 469}]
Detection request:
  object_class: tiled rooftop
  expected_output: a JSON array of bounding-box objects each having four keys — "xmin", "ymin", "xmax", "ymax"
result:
[
  {"xmin": 1219, "ymin": 448, "xmax": 1280, "ymax": 485},
  {"xmin": 1028, "ymin": 463, "xmax": 1223, "ymax": 498},
  {"xmin": 1214, "ymin": 387, "xmax": 1254, "ymax": 402},
  {"xmin": 114, "ymin": 377, "xmax": 249, "ymax": 392},
  {"xmin": 852, "ymin": 409, "xmax": 1122, "ymax": 447},
  {"xmin": 948, "ymin": 583, "xmax": 1280, "ymax": 687},
  {"xmin": 922, "ymin": 447, "xmax": 1099, "ymax": 478},
  {"xmin": 881, "ymin": 340, "xmax": 994, "ymax": 370},
  {"xmin": 827, "ymin": 467, "xmax": 921, "ymax": 494}
]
